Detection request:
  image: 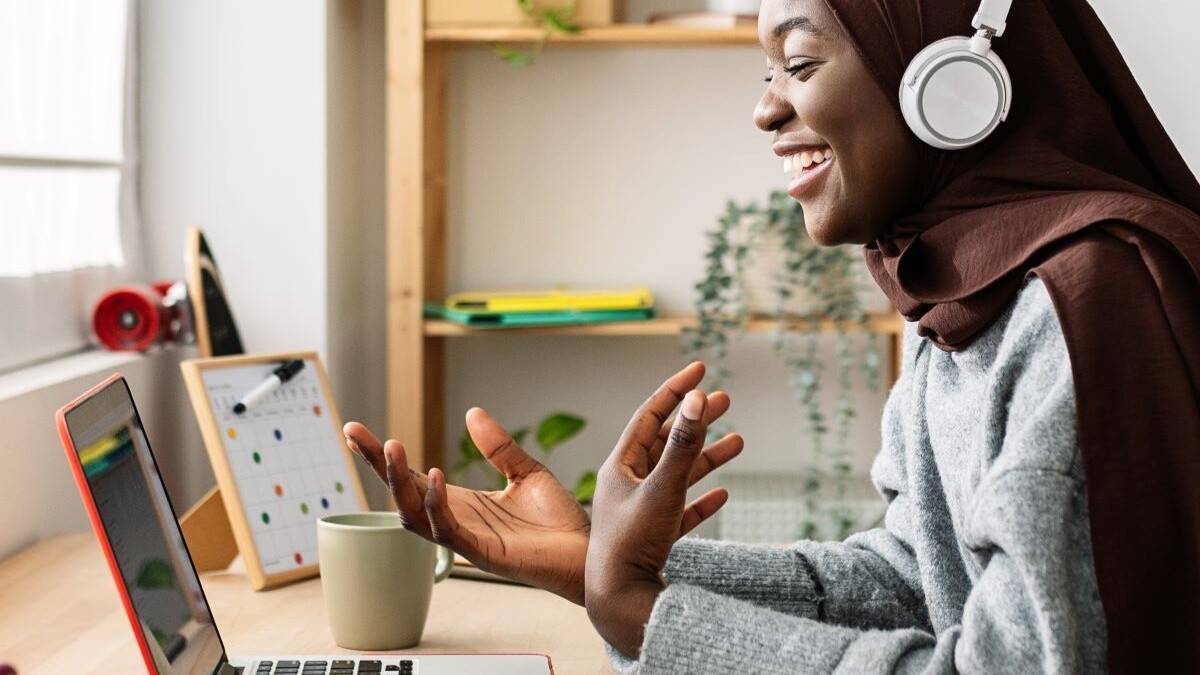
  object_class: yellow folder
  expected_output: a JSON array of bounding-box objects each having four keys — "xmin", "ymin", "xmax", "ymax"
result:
[{"xmin": 445, "ymin": 287, "xmax": 654, "ymax": 313}]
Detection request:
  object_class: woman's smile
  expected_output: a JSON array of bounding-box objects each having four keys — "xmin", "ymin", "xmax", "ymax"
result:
[{"xmin": 785, "ymin": 149, "xmax": 834, "ymax": 200}]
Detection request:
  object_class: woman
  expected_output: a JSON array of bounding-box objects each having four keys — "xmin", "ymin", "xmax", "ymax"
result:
[{"xmin": 346, "ymin": 0, "xmax": 1200, "ymax": 671}]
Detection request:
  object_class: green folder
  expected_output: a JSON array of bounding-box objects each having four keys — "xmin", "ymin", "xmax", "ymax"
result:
[{"xmin": 424, "ymin": 303, "xmax": 656, "ymax": 328}]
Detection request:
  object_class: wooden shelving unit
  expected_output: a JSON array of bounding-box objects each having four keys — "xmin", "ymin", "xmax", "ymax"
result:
[
  {"xmin": 424, "ymin": 312, "xmax": 905, "ymax": 338},
  {"xmin": 385, "ymin": 5, "xmax": 904, "ymax": 470},
  {"xmin": 425, "ymin": 24, "xmax": 759, "ymax": 46}
]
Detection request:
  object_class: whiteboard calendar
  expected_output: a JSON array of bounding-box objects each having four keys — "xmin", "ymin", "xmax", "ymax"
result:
[{"xmin": 181, "ymin": 352, "xmax": 369, "ymax": 590}]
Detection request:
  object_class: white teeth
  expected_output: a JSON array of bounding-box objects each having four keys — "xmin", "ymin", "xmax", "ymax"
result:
[{"xmin": 782, "ymin": 148, "xmax": 832, "ymax": 174}]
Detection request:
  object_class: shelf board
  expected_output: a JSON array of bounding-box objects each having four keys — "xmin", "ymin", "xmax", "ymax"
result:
[
  {"xmin": 424, "ymin": 312, "xmax": 905, "ymax": 337},
  {"xmin": 425, "ymin": 24, "xmax": 760, "ymax": 47}
]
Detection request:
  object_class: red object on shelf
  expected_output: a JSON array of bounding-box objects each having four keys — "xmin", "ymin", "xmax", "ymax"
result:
[{"xmin": 92, "ymin": 286, "xmax": 170, "ymax": 351}]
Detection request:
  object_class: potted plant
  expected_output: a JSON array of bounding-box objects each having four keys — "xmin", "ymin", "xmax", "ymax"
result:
[
  {"xmin": 425, "ymin": 0, "xmax": 621, "ymax": 66},
  {"xmin": 685, "ymin": 190, "xmax": 883, "ymax": 540},
  {"xmin": 454, "ymin": 411, "xmax": 596, "ymax": 504}
]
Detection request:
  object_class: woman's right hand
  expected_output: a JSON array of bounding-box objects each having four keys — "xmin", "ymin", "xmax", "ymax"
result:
[{"xmin": 343, "ymin": 363, "xmax": 742, "ymax": 606}]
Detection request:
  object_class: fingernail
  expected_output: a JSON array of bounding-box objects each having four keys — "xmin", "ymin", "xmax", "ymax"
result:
[
  {"xmin": 681, "ymin": 390, "xmax": 703, "ymax": 420},
  {"xmin": 345, "ymin": 437, "xmax": 359, "ymax": 453}
]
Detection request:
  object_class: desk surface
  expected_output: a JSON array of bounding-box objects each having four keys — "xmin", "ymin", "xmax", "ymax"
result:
[{"xmin": 0, "ymin": 534, "xmax": 609, "ymax": 675}]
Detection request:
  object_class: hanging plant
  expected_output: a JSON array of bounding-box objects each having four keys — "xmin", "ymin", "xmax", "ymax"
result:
[
  {"xmin": 684, "ymin": 190, "xmax": 883, "ymax": 540},
  {"xmin": 493, "ymin": 0, "xmax": 582, "ymax": 67}
]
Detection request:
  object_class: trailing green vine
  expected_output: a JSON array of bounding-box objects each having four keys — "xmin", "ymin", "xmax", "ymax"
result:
[
  {"xmin": 493, "ymin": 0, "xmax": 582, "ymax": 67},
  {"xmin": 685, "ymin": 190, "xmax": 882, "ymax": 540}
]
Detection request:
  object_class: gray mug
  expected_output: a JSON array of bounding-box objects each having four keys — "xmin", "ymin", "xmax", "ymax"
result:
[{"xmin": 317, "ymin": 512, "xmax": 453, "ymax": 650}]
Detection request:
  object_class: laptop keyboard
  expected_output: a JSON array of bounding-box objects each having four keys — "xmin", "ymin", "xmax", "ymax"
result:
[{"xmin": 255, "ymin": 660, "xmax": 414, "ymax": 675}]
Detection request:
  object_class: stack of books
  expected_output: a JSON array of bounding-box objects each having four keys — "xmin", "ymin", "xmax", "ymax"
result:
[{"xmin": 425, "ymin": 287, "xmax": 656, "ymax": 328}]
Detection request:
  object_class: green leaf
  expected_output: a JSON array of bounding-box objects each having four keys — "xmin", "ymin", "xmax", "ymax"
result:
[
  {"xmin": 573, "ymin": 471, "xmax": 597, "ymax": 503},
  {"xmin": 456, "ymin": 428, "xmax": 484, "ymax": 475},
  {"xmin": 493, "ymin": 44, "xmax": 534, "ymax": 67},
  {"xmin": 541, "ymin": 8, "xmax": 581, "ymax": 34},
  {"xmin": 137, "ymin": 559, "xmax": 176, "ymax": 590},
  {"xmin": 512, "ymin": 427, "xmax": 531, "ymax": 448},
  {"xmin": 536, "ymin": 413, "xmax": 585, "ymax": 453}
]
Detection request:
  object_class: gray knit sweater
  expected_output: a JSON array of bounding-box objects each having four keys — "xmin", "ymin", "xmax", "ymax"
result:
[{"xmin": 607, "ymin": 278, "xmax": 1108, "ymax": 673}]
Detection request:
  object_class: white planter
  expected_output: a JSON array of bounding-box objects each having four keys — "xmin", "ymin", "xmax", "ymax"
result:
[
  {"xmin": 732, "ymin": 227, "xmax": 891, "ymax": 317},
  {"xmin": 706, "ymin": 0, "xmax": 760, "ymax": 15}
]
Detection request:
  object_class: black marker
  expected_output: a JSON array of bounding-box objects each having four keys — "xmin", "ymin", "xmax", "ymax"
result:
[{"xmin": 233, "ymin": 360, "xmax": 305, "ymax": 414}]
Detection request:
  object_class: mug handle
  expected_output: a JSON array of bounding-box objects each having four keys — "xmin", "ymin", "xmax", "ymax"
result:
[{"xmin": 433, "ymin": 546, "xmax": 454, "ymax": 583}]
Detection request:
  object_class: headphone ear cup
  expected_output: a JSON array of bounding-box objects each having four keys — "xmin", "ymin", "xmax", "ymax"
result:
[{"xmin": 899, "ymin": 36, "xmax": 1012, "ymax": 150}]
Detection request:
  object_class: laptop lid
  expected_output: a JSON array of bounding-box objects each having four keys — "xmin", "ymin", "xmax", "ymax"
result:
[{"xmin": 57, "ymin": 374, "xmax": 229, "ymax": 675}]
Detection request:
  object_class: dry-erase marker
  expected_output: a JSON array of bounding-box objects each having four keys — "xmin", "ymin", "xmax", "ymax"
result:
[{"xmin": 233, "ymin": 359, "xmax": 305, "ymax": 414}]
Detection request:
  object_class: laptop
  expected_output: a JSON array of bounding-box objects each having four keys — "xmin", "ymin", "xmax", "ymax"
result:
[{"xmin": 56, "ymin": 374, "xmax": 554, "ymax": 675}]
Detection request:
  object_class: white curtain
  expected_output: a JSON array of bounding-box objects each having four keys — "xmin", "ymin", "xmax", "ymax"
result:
[{"xmin": 0, "ymin": 0, "xmax": 139, "ymax": 371}]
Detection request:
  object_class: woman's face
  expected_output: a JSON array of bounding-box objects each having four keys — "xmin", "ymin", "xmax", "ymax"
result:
[{"xmin": 755, "ymin": 0, "xmax": 920, "ymax": 245}]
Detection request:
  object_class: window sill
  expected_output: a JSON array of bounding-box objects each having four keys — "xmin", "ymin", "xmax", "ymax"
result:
[{"xmin": 0, "ymin": 349, "xmax": 149, "ymax": 403}]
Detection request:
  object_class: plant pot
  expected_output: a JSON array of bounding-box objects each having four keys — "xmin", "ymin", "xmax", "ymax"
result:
[
  {"xmin": 425, "ymin": 0, "xmax": 622, "ymax": 27},
  {"xmin": 706, "ymin": 0, "xmax": 761, "ymax": 15},
  {"xmin": 734, "ymin": 227, "xmax": 892, "ymax": 317}
]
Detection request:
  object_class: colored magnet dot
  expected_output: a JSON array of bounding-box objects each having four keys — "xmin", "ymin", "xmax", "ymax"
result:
[
  {"xmin": 261, "ymin": 512, "xmax": 270, "ymax": 525},
  {"xmin": 252, "ymin": 452, "xmax": 262, "ymax": 464},
  {"xmin": 335, "ymin": 481, "xmax": 344, "ymax": 493},
  {"xmin": 274, "ymin": 429, "xmax": 283, "ymax": 441},
  {"xmin": 294, "ymin": 552, "xmax": 303, "ymax": 565},
  {"xmin": 313, "ymin": 405, "xmax": 322, "ymax": 416},
  {"xmin": 274, "ymin": 484, "xmax": 283, "ymax": 497},
  {"xmin": 321, "ymin": 497, "xmax": 330, "ymax": 509},
  {"xmin": 300, "ymin": 502, "xmax": 309, "ymax": 515},
  {"xmin": 227, "ymin": 427, "xmax": 237, "ymax": 440}
]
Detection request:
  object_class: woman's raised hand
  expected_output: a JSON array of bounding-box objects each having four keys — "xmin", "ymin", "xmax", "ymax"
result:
[
  {"xmin": 343, "ymin": 363, "xmax": 741, "ymax": 607},
  {"xmin": 585, "ymin": 363, "xmax": 744, "ymax": 657}
]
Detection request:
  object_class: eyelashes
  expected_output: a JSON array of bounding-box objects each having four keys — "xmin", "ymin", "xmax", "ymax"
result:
[{"xmin": 762, "ymin": 60, "xmax": 819, "ymax": 83}]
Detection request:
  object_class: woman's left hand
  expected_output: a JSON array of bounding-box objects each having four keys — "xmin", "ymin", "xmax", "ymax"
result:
[{"xmin": 585, "ymin": 364, "xmax": 739, "ymax": 658}]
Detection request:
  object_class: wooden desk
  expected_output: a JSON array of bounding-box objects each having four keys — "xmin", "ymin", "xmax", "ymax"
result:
[{"xmin": 0, "ymin": 534, "xmax": 609, "ymax": 675}]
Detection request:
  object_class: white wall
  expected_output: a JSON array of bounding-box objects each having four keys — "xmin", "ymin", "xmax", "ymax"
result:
[
  {"xmin": 1089, "ymin": 0, "xmax": 1200, "ymax": 176},
  {"xmin": 139, "ymin": 0, "xmax": 329, "ymax": 356},
  {"xmin": 138, "ymin": 0, "xmax": 391, "ymax": 514}
]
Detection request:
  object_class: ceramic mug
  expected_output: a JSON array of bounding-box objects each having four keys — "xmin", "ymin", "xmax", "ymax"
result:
[{"xmin": 317, "ymin": 512, "xmax": 454, "ymax": 650}]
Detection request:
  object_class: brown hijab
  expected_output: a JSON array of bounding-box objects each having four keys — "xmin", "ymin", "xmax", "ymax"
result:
[{"xmin": 824, "ymin": 0, "xmax": 1200, "ymax": 669}]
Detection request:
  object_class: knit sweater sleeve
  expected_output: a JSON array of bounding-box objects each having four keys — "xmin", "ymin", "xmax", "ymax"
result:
[
  {"xmin": 657, "ymin": 357, "xmax": 926, "ymax": 629},
  {"xmin": 607, "ymin": 284, "xmax": 1107, "ymax": 674},
  {"xmin": 654, "ymin": 326, "xmax": 930, "ymax": 632}
]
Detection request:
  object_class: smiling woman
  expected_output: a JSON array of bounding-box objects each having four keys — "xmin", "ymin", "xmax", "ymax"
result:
[{"xmin": 346, "ymin": 0, "xmax": 1200, "ymax": 672}]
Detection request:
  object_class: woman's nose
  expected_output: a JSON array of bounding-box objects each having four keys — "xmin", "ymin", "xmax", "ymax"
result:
[{"xmin": 754, "ymin": 85, "xmax": 793, "ymax": 133}]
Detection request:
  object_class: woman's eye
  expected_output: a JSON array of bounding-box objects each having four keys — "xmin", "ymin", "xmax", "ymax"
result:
[
  {"xmin": 785, "ymin": 60, "xmax": 817, "ymax": 78},
  {"xmin": 763, "ymin": 60, "xmax": 818, "ymax": 83}
]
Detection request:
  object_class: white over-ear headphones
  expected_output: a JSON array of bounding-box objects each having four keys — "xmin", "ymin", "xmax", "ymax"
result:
[{"xmin": 899, "ymin": 0, "xmax": 1013, "ymax": 150}]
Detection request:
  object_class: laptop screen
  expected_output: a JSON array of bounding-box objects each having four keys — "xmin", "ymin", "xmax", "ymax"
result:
[{"xmin": 64, "ymin": 377, "xmax": 226, "ymax": 675}]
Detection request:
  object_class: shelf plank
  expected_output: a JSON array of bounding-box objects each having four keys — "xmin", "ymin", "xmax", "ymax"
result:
[
  {"xmin": 424, "ymin": 312, "xmax": 906, "ymax": 337},
  {"xmin": 425, "ymin": 24, "xmax": 760, "ymax": 46}
]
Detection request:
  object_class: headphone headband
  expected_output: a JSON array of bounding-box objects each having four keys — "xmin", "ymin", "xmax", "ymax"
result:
[{"xmin": 972, "ymin": 0, "xmax": 1013, "ymax": 37}]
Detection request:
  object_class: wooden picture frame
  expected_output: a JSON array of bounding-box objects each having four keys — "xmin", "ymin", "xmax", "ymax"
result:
[{"xmin": 181, "ymin": 351, "xmax": 369, "ymax": 590}]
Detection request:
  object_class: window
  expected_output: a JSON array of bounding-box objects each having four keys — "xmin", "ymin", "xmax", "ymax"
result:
[{"xmin": 0, "ymin": 0, "xmax": 141, "ymax": 372}]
